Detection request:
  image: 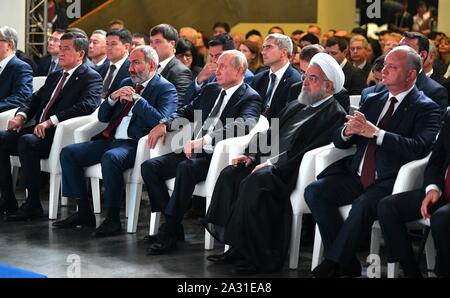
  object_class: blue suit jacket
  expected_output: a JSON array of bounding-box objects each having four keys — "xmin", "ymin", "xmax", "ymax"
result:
[
  {"xmin": 97, "ymin": 58, "xmax": 131, "ymax": 98},
  {"xmin": 183, "ymin": 69, "xmax": 254, "ymax": 105},
  {"xmin": 18, "ymin": 63, "xmax": 102, "ymax": 126},
  {"xmin": 251, "ymin": 65, "xmax": 301, "ymax": 119},
  {"xmin": 329, "ymin": 87, "xmax": 441, "ymax": 182},
  {"xmin": 0, "ymin": 56, "xmax": 33, "ymax": 112},
  {"xmin": 97, "ymin": 74, "xmax": 178, "ymax": 140},
  {"xmin": 168, "ymin": 82, "xmax": 261, "ymax": 146}
]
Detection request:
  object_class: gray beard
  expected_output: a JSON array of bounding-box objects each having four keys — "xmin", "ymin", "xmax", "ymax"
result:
[{"xmin": 298, "ymin": 89, "xmax": 327, "ymax": 106}]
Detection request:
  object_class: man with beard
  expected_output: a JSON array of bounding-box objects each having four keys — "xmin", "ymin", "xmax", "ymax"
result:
[
  {"xmin": 54, "ymin": 46, "xmax": 177, "ymax": 236},
  {"xmin": 202, "ymin": 53, "xmax": 347, "ymax": 274}
]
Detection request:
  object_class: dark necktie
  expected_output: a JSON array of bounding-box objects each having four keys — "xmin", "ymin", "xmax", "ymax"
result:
[
  {"xmin": 198, "ymin": 90, "xmax": 227, "ymax": 138},
  {"xmin": 101, "ymin": 84, "xmax": 145, "ymax": 140},
  {"xmin": 264, "ymin": 73, "xmax": 277, "ymax": 107},
  {"xmin": 48, "ymin": 60, "xmax": 57, "ymax": 75},
  {"xmin": 157, "ymin": 64, "xmax": 162, "ymax": 74},
  {"xmin": 360, "ymin": 97, "xmax": 398, "ymax": 188},
  {"xmin": 441, "ymin": 165, "xmax": 450, "ymax": 202},
  {"xmin": 39, "ymin": 71, "xmax": 69, "ymax": 122},
  {"xmin": 102, "ymin": 64, "xmax": 117, "ymax": 98}
]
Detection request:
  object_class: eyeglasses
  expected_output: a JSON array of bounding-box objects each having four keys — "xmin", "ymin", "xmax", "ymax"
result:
[
  {"xmin": 48, "ymin": 37, "xmax": 61, "ymax": 43},
  {"xmin": 350, "ymin": 46, "xmax": 365, "ymax": 51},
  {"xmin": 176, "ymin": 53, "xmax": 193, "ymax": 59},
  {"xmin": 304, "ymin": 74, "xmax": 329, "ymax": 83}
]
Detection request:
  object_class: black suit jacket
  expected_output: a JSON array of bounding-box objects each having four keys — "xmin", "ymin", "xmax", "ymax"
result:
[
  {"xmin": 97, "ymin": 58, "xmax": 130, "ymax": 98},
  {"xmin": 160, "ymin": 57, "xmax": 192, "ymax": 107},
  {"xmin": 17, "ymin": 63, "xmax": 102, "ymax": 130},
  {"xmin": 36, "ymin": 54, "xmax": 62, "ymax": 76},
  {"xmin": 342, "ymin": 62, "xmax": 366, "ymax": 95},
  {"xmin": 247, "ymin": 97, "xmax": 346, "ymax": 189},
  {"xmin": 423, "ymin": 110, "xmax": 450, "ymax": 190},
  {"xmin": 324, "ymin": 87, "xmax": 441, "ymax": 183},
  {"xmin": 289, "ymin": 81, "xmax": 350, "ymax": 113},
  {"xmin": 0, "ymin": 56, "xmax": 33, "ymax": 112},
  {"xmin": 168, "ymin": 83, "xmax": 262, "ymax": 146},
  {"xmin": 250, "ymin": 65, "xmax": 302, "ymax": 119}
]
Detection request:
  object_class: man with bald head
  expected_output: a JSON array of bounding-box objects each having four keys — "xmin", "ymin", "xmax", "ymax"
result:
[
  {"xmin": 203, "ymin": 53, "xmax": 347, "ymax": 274},
  {"xmin": 305, "ymin": 46, "xmax": 441, "ymax": 278},
  {"xmin": 141, "ymin": 50, "xmax": 261, "ymax": 255}
]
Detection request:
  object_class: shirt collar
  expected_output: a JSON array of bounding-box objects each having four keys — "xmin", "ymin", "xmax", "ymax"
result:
[
  {"xmin": 426, "ymin": 69, "xmax": 433, "ymax": 78},
  {"xmin": 95, "ymin": 56, "xmax": 108, "ymax": 67},
  {"xmin": 269, "ymin": 62, "xmax": 290, "ymax": 81},
  {"xmin": 110, "ymin": 54, "xmax": 128, "ymax": 71},
  {"xmin": 0, "ymin": 53, "xmax": 15, "ymax": 71},
  {"xmin": 158, "ymin": 55, "xmax": 175, "ymax": 71},
  {"xmin": 388, "ymin": 84, "xmax": 415, "ymax": 105},
  {"xmin": 340, "ymin": 58, "xmax": 348, "ymax": 69},
  {"xmin": 222, "ymin": 80, "xmax": 244, "ymax": 98},
  {"xmin": 310, "ymin": 95, "xmax": 333, "ymax": 108},
  {"xmin": 354, "ymin": 60, "xmax": 367, "ymax": 70}
]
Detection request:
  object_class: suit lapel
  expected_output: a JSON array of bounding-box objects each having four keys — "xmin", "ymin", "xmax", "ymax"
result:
[
  {"xmin": 54, "ymin": 64, "xmax": 85, "ymax": 102},
  {"xmin": 367, "ymin": 92, "xmax": 389, "ymax": 124},
  {"xmin": 387, "ymin": 87, "xmax": 420, "ymax": 130},
  {"xmin": 219, "ymin": 84, "xmax": 245, "ymax": 120},
  {"xmin": 160, "ymin": 57, "xmax": 175, "ymax": 77}
]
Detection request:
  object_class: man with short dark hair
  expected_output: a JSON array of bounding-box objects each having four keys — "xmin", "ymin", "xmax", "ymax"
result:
[
  {"xmin": 36, "ymin": 29, "xmax": 65, "ymax": 76},
  {"xmin": 131, "ymin": 32, "xmax": 149, "ymax": 50},
  {"xmin": 0, "ymin": 31, "xmax": 102, "ymax": 220},
  {"xmin": 150, "ymin": 24, "xmax": 192, "ymax": 107},
  {"xmin": 88, "ymin": 29, "xmax": 108, "ymax": 68}
]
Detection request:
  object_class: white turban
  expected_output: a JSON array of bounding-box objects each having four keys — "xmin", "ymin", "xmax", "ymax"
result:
[{"xmin": 309, "ymin": 52, "xmax": 345, "ymax": 94}]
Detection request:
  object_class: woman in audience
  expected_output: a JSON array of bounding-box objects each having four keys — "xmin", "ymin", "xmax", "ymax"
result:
[
  {"xmin": 239, "ymin": 40, "xmax": 266, "ymax": 74},
  {"xmin": 176, "ymin": 38, "xmax": 202, "ymax": 77}
]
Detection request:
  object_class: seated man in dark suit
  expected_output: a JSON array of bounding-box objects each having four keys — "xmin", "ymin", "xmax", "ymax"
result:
[
  {"xmin": 304, "ymin": 46, "xmax": 441, "ymax": 278},
  {"xmin": 54, "ymin": 46, "xmax": 178, "ymax": 236},
  {"xmin": 141, "ymin": 50, "xmax": 261, "ymax": 254},
  {"xmin": 96, "ymin": 29, "xmax": 132, "ymax": 99},
  {"xmin": 36, "ymin": 29, "xmax": 65, "ymax": 76},
  {"xmin": 326, "ymin": 37, "xmax": 366, "ymax": 95},
  {"xmin": 251, "ymin": 33, "xmax": 301, "ymax": 119},
  {"xmin": 87, "ymin": 30, "xmax": 108, "ymax": 69},
  {"xmin": 203, "ymin": 53, "xmax": 347, "ymax": 274},
  {"xmin": 150, "ymin": 24, "xmax": 192, "ymax": 107},
  {"xmin": 290, "ymin": 44, "xmax": 350, "ymax": 113},
  {"xmin": 0, "ymin": 31, "xmax": 102, "ymax": 219},
  {"xmin": 184, "ymin": 33, "xmax": 254, "ymax": 105},
  {"xmin": 0, "ymin": 26, "xmax": 33, "ymax": 112},
  {"xmin": 378, "ymin": 110, "xmax": 450, "ymax": 278},
  {"xmin": 361, "ymin": 32, "xmax": 448, "ymax": 116}
]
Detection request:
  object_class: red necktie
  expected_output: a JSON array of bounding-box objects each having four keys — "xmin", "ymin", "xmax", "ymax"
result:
[
  {"xmin": 360, "ymin": 97, "xmax": 397, "ymax": 189},
  {"xmin": 39, "ymin": 71, "xmax": 69, "ymax": 123},
  {"xmin": 101, "ymin": 84, "xmax": 144, "ymax": 140},
  {"xmin": 442, "ymin": 164, "xmax": 450, "ymax": 202}
]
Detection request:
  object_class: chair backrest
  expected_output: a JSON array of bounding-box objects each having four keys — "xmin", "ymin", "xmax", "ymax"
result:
[
  {"xmin": 33, "ymin": 76, "xmax": 47, "ymax": 92},
  {"xmin": 392, "ymin": 154, "xmax": 431, "ymax": 195},
  {"xmin": 349, "ymin": 95, "xmax": 361, "ymax": 116}
]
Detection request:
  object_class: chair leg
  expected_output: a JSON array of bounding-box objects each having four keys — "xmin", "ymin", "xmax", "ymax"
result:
[
  {"xmin": 125, "ymin": 183, "xmax": 130, "ymax": 218},
  {"xmin": 311, "ymin": 224, "xmax": 324, "ymax": 271},
  {"xmin": 370, "ymin": 224, "xmax": 382, "ymax": 256},
  {"xmin": 91, "ymin": 178, "xmax": 101, "ymax": 214},
  {"xmin": 48, "ymin": 173, "xmax": 61, "ymax": 220},
  {"xmin": 387, "ymin": 262, "xmax": 399, "ymax": 278},
  {"xmin": 126, "ymin": 183, "xmax": 143, "ymax": 233},
  {"xmin": 224, "ymin": 245, "xmax": 230, "ymax": 253},
  {"xmin": 149, "ymin": 212, "xmax": 161, "ymax": 236},
  {"xmin": 204, "ymin": 196, "xmax": 214, "ymax": 250},
  {"xmin": 425, "ymin": 231, "xmax": 436, "ymax": 278},
  {"xmin": 12, "ymin": 166, "xmax": 19, "ymax": 193},
  {"xmin": 289, "ymin": 213, "xmax": 303, "ymax": 270}
]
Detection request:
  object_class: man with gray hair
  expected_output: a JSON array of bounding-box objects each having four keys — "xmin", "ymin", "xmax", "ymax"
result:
[
  {"xmin": 141, "ymin": 49, "xmax": 262, "ymax": 255},
  {"xmin": 88, "ymin": 29, "xmax": 108, "ymax": 68},
  {"xmin": 305, "ymin": 46, "xmax": 441, "ymax": 278},
  {"xmin": 54, "ymin": 45, "xmax": 178, "ymax": 236},
  {"xmin": 0, "ymin": 26, "xmax": 33, "ymax": 112},
  {"xmin": 202, "ymin": 53, "xmax": 346, "ymax": 274},
  {"xmin": 250, "ymin": 33, "xmax": 302, "ymax": 119}
]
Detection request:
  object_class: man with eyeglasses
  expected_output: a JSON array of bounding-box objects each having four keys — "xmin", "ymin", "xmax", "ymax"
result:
[
  {"xmin": 36, "ymin": 29, "xmax": 65, "ymax": 76},
  {"xmin": 304, "ymin": 46, "xmax": 441, "ymax": 278},
  {"xmin": 0, "ymin": 26, "xmax": 33, "ymax": 113},
  {"xmin": 349, "ymin": 35, "xmax": 371, "ymax": 84},
  {"xmin": 202, "ymin": 53, "xmax": 346, "ymax": 274}
]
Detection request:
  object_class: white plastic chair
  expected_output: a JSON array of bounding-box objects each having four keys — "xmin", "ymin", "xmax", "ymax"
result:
[
  {"xmin": 10, "ymin": 111, "xmax": 98, "ymax": 219},
  {"xmin": 349, "ymin": 95, "xmax": 361, "ymax": 115},
  {"xmin": 147, "ymin": 116, "xmax": 270, "ymax": 250},
  {"xmin": 32, "ymin": 76, "xmax": 47, "ymax": 92}
]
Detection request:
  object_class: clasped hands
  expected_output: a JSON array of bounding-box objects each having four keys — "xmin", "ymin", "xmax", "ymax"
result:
[
  {"xmin": 7, "ymin": 115, "xmax": 53, "ymax": 139},
  {"xmin": 110, "ymin": 86, "xmax": 136, "ymax": 103},
  {"xmin": 343, "ymin": 111, "xmax": 378, "ymax": 139},
  {"xmin": 231, "ymin": 155, "xmax": 269, "ymax": 174}
]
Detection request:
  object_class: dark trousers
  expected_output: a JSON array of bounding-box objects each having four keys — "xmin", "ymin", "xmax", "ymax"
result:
[
  {"xmin": 378, "ymin": 189, "xmax": 450, "ymax": 277},
  {"xmin": 304, "ymin": 172, "xmax": 394, "ymax": 267},
  {"xmin": 0, "ymin": 127, "xmax": 54, "ymax": 205},
  {"xmin": 60, "ymin": 139, "xmax": 137, "ymax": 209},
  {"xmin": 140, "ymin": 152, "xmax": 211, "ymax": 226}
]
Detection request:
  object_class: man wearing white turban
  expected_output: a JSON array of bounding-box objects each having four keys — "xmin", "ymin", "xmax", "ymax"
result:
[
  {"xmin": 201, "ymin": 53, "xmax": 347, "ymax": 274},
  {"xmin": 304, "ymin": 46, "xmax": 441, "ymax": 278}
]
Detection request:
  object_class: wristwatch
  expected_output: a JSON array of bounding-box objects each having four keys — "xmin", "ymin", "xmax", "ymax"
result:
[
  {"xmin": 159, "ymin": 118, "xmax": 169, "ymax": 129},
  {"xmin": 132, "ymin": 93, "xmax": 140, "ymax": 102}
]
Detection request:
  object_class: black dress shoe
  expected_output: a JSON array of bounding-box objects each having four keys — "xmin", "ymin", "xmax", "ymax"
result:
[
  {"xmin": 0, "ymin": 199, "xmax": 18, "ymax": 214},
  {"xmin": 53, "ymin": 212, "xmax": 96, "ymax": 229},
  {"xmin": 94, "ymin": 218, "xmax": 121, "ymax": 237},
  {"xmin": 146, "ymin": 234, "xmax": 177, "ymax": 255},
  {"xmin": 341, "ymin": 257, "xmax": 362, "ymax": 277},
  {"xmin": 6, "ymin": 203, "xmax": 43, "ymax": 221},
  {"xmin": 143, "ymin": 223, "xmax": 185, "ymax": 244},
  {"xmin": 233, "ymin": 261, "xmax": 258, "ymax": 274},
  {"xmin": 312, "ymin": 259, "xmax": 342, "ymax": 278},
  {"xmin": 207, "ymin": 248, "xmax": 244, "ymax": 264}
]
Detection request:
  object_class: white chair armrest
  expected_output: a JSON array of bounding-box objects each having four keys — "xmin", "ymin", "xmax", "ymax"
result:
[
  {"xmin": 150, "ymin": 123, "xmax": 194, "ymax": 158},
  {"xmin": 0, "ymin": 108, "xmax": 19, "ymax": 131},
  {"xmin": 392, "ymin": 154, "xmax": 431, "ymax": 194},
  {"xmin": 315, "ymin": 145, "xmax": 356, "ymax": 176},
  {"xmin": 74, "ymin": 121, "xmax": 108, "ymax": 143}
]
